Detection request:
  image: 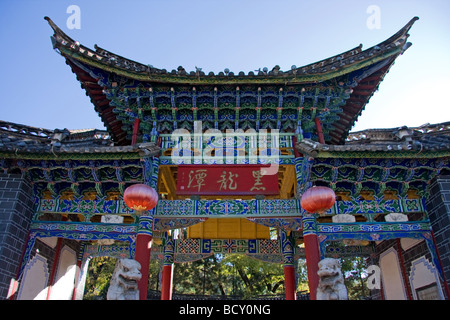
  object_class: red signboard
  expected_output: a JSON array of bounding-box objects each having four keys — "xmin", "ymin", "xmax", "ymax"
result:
[{"xmin": 176, "ymin": 165, "xmax": 279, "ymax": 195}]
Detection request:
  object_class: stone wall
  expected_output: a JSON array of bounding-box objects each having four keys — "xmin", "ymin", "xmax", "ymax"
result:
[
  {"xmin": 426, "ymin": 175, "xmax": 450, "ymax": 292},
  {"xmin": 0, "ymin": 173, "xmax": 34, "ymax": 299}
]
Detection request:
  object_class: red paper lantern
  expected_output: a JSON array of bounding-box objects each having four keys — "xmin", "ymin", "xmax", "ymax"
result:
[
  {"xmin": 300, "ymin": 186, "xmax": 336, "ymax": 215},
  {"xmin": 123, "ymin": 184, "xmax": 158, "ymax": 213}
]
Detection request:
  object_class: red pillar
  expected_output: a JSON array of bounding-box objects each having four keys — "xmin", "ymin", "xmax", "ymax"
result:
[
  {"xmin": 284, "ymin": 265, "xmax": 297, "ymax": 300},
  {"xmin": 292, "ymin": 136, "xmax": 303, "ymax": 158},
  {"xmin": 314, "ymin": 117, "xmax": 325, "ymax": 144},
  {"xmin": 161, "ymin": 231, "xmax": 175, "ymax": 300},
  {"xmin": 135, "ymin": 232, "xmax": 152, "ymax": 300},
  {"xmin": 132, "ymin": 118, "xmax": 140, "ymax": 145},
  {"xmin": 161, "ymin": 265, "xmax": 174, "ymax": 300},
  {"xmin": 304, "ymin": 233, "xmax": 320, "ymax": 300},
  {"xmin": 302, "ymin": 215, "xmax": 321, "ymax": 300},
  {"xmin": 133, "ymin": 155, "xmax": 159, "ymax": 300},
  {"xmin": 135, "ymin": 215, "xmax": 154, "ymax": 300},
  {"xmin": 281, "ymin": 229, "xmax": 297, "ymax": 300}
]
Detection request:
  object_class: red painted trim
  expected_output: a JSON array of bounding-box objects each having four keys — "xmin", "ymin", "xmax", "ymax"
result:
[
  {"xmin": 135, "ymin": 234, "xmax": 152, "ymax": 300},
  {"xmin": 132, "ymin": 118, "xmax": 140, "ymax": 145},
  {"xmin": 7, "ymin": 279, "xmax": 19, "ymax": 300},
  {"xmin": 284, "ymin": 265, "xmax": 296, "ymax": 300},
  {"xmin": 292, "ymin": 136, "xmax": 303, "ymax": 158},
  {"xmin": 71, "ymin": 259, "xmax": 82, "ymax": 300},
  {"xmin": 9, "ymin": 230, "xmax": 32, "ymax": 300},
  {"xmin": 380, "ymin": 278, "xmax": 385, "ymax": 300},
  {"xmin": 46, "ymin": 237, "xmax": 63, "ymax": 300},
  {"xmin": 157, "ymin": 136, "xmax": 161, "ymax": 146},
  {"xmin": 430, "ymin": 231, "xmax": 450, "ymax": 299},
  {"xmin": 396, "ymin": 239, "xmax": 413, "ymax": 300},
  {"xmin": 314, "ymin": 117, "xmax": 325, "ymax": 144},
  {"xmin": 161, "ymin": 265, "xmax": 174, "ymax": 300}
]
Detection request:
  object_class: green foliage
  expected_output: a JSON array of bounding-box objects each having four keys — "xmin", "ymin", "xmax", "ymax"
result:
[
  {"xmin": 83, "ymin": 257, "xmax": 116, "ymax": 300},
  {"xmin": 222, "ymin": 254, "xmax": 286, "ymax": 298},
  {"xmin": 172, "ymin": 254, "xmax": 286, "ymax": 298},
  {"xmin": 340, "ymin": 256, "xmax": 370, "ymax": 300},
  {"xmin": 148, "ymin": 258, "xmax": 162, "ymax": 291},
  {"xmin": 173, "ymin": 254, "xmax": 226, "ymax": 296},
  {"xmin": 296, "ymin": 259, "xmax": 310, "ymax": 292}
]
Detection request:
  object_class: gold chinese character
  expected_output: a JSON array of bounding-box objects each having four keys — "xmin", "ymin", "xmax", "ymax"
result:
[
  {"xmin": 187, "ymin": 169, "xmax": 207, "ymax": 192},
  {"xmin": 217, "ymin": 171, "xmax": 238, "ymax": 190},
  {"xmin": 250, "ymin": 170, "xmax": 266, "ymax": 191}
]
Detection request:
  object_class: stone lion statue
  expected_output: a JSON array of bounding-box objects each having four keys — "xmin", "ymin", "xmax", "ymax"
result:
[
  {"xmin": 107, "ymin": 259, "xmax": 142, "ymax": 300},
  {"xmin": 316, "ymin": 258, "xmax": 348, "ymax": 300}
]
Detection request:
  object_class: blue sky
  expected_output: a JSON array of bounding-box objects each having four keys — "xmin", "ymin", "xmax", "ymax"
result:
[{"xmin": 0, "ymin": 0, "xmax": 449, "ymax": 132}]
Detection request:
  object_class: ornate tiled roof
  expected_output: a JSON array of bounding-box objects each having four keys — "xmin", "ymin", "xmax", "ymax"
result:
[
  {"xmin": 0, "ymin": 120, "xmax": 159, "ymax": 157},
  {"xmin": 44, "ymin": 16, "xmax": 419, "ymax": 146},
  {"xmin": 296, "ymin": 122, "xmax": 450, "ymax": 157},
  {"xmin": 44, "ymin": 16, "xmax": 418, "ymax": 85}
]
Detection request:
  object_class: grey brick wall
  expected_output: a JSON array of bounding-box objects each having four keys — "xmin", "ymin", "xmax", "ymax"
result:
[
  {"xmin": 0, "ymin": 173, "xmax": 34, "ymax": 299},
  {"xmin": 426, "ymin": 175, "xmax": 450, "ymax": 292}
]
